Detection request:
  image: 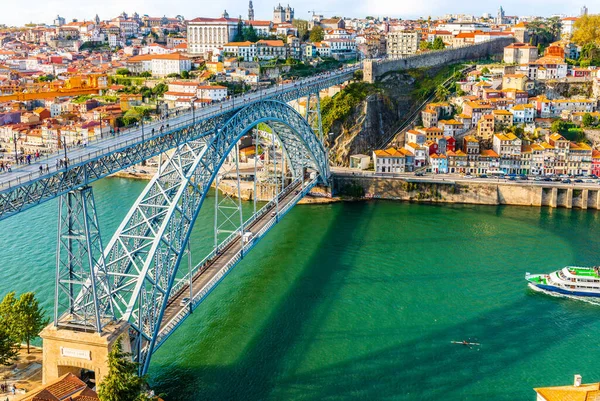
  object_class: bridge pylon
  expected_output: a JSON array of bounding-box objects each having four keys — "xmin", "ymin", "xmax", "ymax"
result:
[
  {"xmin": 54, "ymin": 186, "xmax": 114, "ymax": 332},
  {"xmin": 305, "ymin": 92, "xmax": 324, "ymax": 143}
]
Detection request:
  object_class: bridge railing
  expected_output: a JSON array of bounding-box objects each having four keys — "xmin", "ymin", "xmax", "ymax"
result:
[
  {"xmin": 0, "ymin": 67, "xmax": 359, "ymax": 193},
  {"xmin": 168, "ymin": 176, "xmax": 304, "ymax": 300}
]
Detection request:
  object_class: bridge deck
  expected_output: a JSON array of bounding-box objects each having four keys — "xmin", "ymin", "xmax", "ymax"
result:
[
  {"xmin": 0, "ymin": 67, "xmax": 356, "ymax": 192},
  {"xmin": 152, "ymin": 178, "xmax": 314, "ymax": 352}
]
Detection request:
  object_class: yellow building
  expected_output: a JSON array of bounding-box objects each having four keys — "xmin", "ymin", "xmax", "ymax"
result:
[
  {"xmin": 492, "ymin": 109, "xmax": 514, "ymax": 129},
  {"xmin": 477, "ymin": 114, "xmax": 495, "ymax": 141},
  {"xmin": 502, "ymin": 73, "xmax": 532, "ymax": 91}
]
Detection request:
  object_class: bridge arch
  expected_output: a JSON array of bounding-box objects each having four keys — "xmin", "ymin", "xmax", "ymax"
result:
[{"xmin": 73, "ymin": 100, "xmax": 328, "ymax": 372}]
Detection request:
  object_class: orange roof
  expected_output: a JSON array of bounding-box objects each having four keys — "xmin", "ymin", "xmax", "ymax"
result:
[
  {"xmin": 535, "ymin": 382, "xmax": 600, "ymax": 401},
  {"xmin": 374, "ymin": 147, "xmax": 413, "ymax": 157},
  {"xmin": 480, "ymin": 149, "xmax": 499, "ymax": 157},
  {"xmin": 257, "ymin": 39, "xmax": 285, "ymax": 47},
  {"xmin": 224, "ymin": 41, "xmax": 254, "ymax": 47}
]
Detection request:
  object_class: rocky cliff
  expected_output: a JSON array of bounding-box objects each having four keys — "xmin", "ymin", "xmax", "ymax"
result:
[{"xmin": 325, "ymin": 65, "xmax": 454, "ymax": 166}]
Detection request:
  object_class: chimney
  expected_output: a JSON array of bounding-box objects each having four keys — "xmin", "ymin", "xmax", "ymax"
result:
[{"xmin": 574, "ymin": 374, "xmax": 582, "ymax": 387}]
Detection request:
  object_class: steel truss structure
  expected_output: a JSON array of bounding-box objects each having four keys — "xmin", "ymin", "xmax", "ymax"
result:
[
  {"xmin": 54, "ymin": 186, "xmax": 114, "ymax": 332},
  {"xmin": 63, "ymin": 100, "xmax": 330, "ymax": 372},
  {"xmin": 0, "ymin": 68, "xmax": 350, "ymax": 374},
  {"xmin": 0, "ymin": 70, "xmax": 353, "ymax": 221}
]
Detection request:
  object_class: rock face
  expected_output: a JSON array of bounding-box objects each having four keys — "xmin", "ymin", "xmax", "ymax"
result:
[
  {"xmin": 327, "ymin": 67, "xmax": 445, "ymax": 166},
  {"xmin": 328, "ymin": 93, "xmax": 397, "ymax": 166}
]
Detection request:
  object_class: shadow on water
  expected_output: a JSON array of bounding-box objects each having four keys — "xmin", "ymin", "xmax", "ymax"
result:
[
  {"xmin": 273, "ymin": 295, "xmax": 596, "ymax": 401},
  {"xmin": 151, "ymin": 201, "xmax": 377, "ymax": 400},
  {"xmin": 150, "ymin": 201, "xmax": 600, "ymax": 400}
]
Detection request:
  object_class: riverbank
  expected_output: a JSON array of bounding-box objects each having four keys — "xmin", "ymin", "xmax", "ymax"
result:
[
  {"xmin": 332, "ymin": 173, "xmax": 600, "ymax": 209},
  {"xmin": 0, "ymin": 345, "xmax": 43, "ymax": 400}
]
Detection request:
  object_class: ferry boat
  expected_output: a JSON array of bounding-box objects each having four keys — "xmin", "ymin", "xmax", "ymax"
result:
[{"xmin": 526, "ymin": 266, "xmax": 600, "ymax": 297}]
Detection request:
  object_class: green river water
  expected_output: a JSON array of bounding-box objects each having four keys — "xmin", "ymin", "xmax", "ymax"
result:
[{"xmin": 1, "ymin": 177, "xmax": 600, "ymax": 400}]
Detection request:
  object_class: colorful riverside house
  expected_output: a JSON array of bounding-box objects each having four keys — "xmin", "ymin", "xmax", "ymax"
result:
[
  {"xmin": 477, "ymin": 149, "xmax": 500, "ymax": 174},
  {"xmin": 592, "ymin": 150, "xmax": 600, "ymax": 176},
  {"xmin": 429, "ymin": 153, "xmax": 447, "ymax": 174},
  {"xmin": 373, "ymin": 147, "xmax": 414, "ymax": 173},
  {"xmin": 534, "ymin": 375, "xmax": 600, "ymax": 401},
  {"xmin": 446, "ymin": 150, "xmax": 468, "ymax": 174}
]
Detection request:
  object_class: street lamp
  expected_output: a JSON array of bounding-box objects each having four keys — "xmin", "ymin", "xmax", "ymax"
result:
[
  {"xmin": 12, "ymin": 133, "xmax": 18, "ymax": 165},
  {"xmin": 63, "ymin": 137, "xmax": 68, "ymax": 171},
  {"xmin": 190, "ymin": 96, "xmax": 197, "ymax": 123}
]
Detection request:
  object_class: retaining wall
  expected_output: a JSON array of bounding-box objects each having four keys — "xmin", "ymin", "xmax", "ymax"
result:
[
  {"xmin": 363, "ymin": 38, "xmax": 515, "ymax": 83},
  {"xmin": 332, "ymin": 174, "xmax": 600, "ymax": 209}
]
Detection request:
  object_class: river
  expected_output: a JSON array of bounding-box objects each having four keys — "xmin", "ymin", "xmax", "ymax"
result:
[{"xmin": 1, "ymin": 177, "xmax": 600, "ymax": 400}]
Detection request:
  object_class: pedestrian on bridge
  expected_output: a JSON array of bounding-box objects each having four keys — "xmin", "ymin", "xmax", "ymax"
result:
[{"xmin": 39, "ymin": 165, "xmax": 43, "ymax": 176}]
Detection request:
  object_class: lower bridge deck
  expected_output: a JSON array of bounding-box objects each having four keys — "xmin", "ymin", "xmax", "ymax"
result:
[{"xmin": 151, "ymin": 177, "xmax": 317, "ymax": 352}]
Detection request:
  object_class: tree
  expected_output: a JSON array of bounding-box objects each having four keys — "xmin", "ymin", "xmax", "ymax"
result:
[
  {"xmin": 546, "ymin": 16, "xmax": 562, "ymax": 40},
  {"xmin": 481, "ymin": 67, "xmax": 490, "ymax": 74},
  {"xmin": 97, "ymin": 339, "xmax": 146, "ymax": 401},
  {"xmin": 0, "ymin": 292, "xmax": 18, "ymax": 330},
  {"xmin": 180, "ymin": 70, "xmax": 190, "ymax": 79},
  {"xmin": 242, "ymin": 25, "xmax": 258, "ymax": 42},
  {"xmin": 419, "ymin": 41, "xmax": 432, "ymax": 51},
  {"xmin": 293, "ymin": 19, "xmax": 309, "ymax": 41},
  {"xmin": 432, "ymin": 37, "xmax": 446, "ymax": 50},
  {"xmin": 309, "ymin": 26, "xmax": 324, "ymax": 43},
  {"xmin": 353, "ymin": 70, "xmax": 363, "ymax": 81},
  {"xmin": 123, "ymin": 109, "xmax": 141, "ymax": 126},
  {"xmin": 434, "ymin": 85, "xmax": 450, "ymax": 101},
  {"xmin": 572, "ymin": 14, "xmax": 600, "ymax": 46},
  {"xmin": 152, "ymin": 83, "xmax": 168, "ymax": 97},
  {"xmin": 116, "ymin": 68, "xmax": 131, "ymax": 76},
  {"xmin": 0, "ymin": 325, "xmax": 18, "ymax": 366},
  {"xmin": 233, "ymin": 17, "xmax": 245, "ymax": 42},
  {"xmin": 582, "ymin": 112, "xmax": 595, "ymax": 127},
  {"xmin": 15, "ymin": 292, "xmax": 48, "ymax": 354}
]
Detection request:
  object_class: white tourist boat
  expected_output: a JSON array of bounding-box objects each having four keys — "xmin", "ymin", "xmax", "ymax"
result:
[{"xmin": 526, "ymin": 266, "xmax": 600, "ymax": 297}]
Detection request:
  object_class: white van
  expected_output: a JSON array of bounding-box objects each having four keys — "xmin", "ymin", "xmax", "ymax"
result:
[{"xmin": 242, "ymin": 231, "xmax": 253, "ymax": 243}]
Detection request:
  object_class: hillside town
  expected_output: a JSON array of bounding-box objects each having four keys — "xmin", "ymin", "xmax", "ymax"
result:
[
  {"xmin": 0, "ymin": 3, "xmax": 598, "ymax": 175},
  {"xmin": 2, "ymin": 2, "xmax": 600, "ymax": 401},
  {"xmin": 373, "ymin": 37, "xmax": 600, "ymax": 178}
]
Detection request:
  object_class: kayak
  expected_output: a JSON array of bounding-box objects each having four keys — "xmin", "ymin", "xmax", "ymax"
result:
[{"xmin": 451, "ymin": 341, "xmax": 480, "ymax": 346}]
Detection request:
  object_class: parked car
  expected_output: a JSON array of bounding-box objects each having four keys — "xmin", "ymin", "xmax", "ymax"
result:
[
  {"xmin": 562, "ymin": 179, "xmax": 571, "ymax": 184},
  {"xmin": 574, "ymin": 179, "xmax": 583, "ymax": 183},
  {"xmin": 180, "ymin": 297, "xmax": 190, "ymax": 306},
  {"xmin": 508, "ymin": 177, "xmax": 517, "ymax": 181},
  {"xmin": 415, "ymin": 172, "xmax": 424, "ymax": 176},
  {"xmin": 478, "ymin": 174, "xmax": 488, "ymax": 178}
]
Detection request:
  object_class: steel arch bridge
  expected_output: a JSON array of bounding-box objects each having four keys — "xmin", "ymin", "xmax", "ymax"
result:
[
  {"xmin": 56, "ymin": 100, "xmax": 329, "ymax": 373},
  {"xmin": 0, "ymin": 67, "xmax": 358, "ymax": 375}
]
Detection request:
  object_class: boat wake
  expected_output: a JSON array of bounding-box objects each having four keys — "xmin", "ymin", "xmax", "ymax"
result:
[{"xmin": 528, "ymin": 283, "xmax": 600, "ymax": 306}]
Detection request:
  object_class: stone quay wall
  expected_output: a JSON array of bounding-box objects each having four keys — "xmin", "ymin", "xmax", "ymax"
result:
[{"xmin": 332, "ymin": 174, "xmax": 600, "ymax": 210}]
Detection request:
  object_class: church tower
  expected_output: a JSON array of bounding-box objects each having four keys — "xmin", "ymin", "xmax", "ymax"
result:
[
  {"xmin": 248, "ymin": 1, "xmax": 255, "ymax": 21},
  {"xmin": 285, "ymin": 4, "xmax": 294, "ymax": 22}
]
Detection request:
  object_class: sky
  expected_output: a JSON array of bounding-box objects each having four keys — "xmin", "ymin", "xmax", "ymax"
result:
[{"xmin": 0, "ymin": 0, "xmax": 591, "ymax": 27}]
